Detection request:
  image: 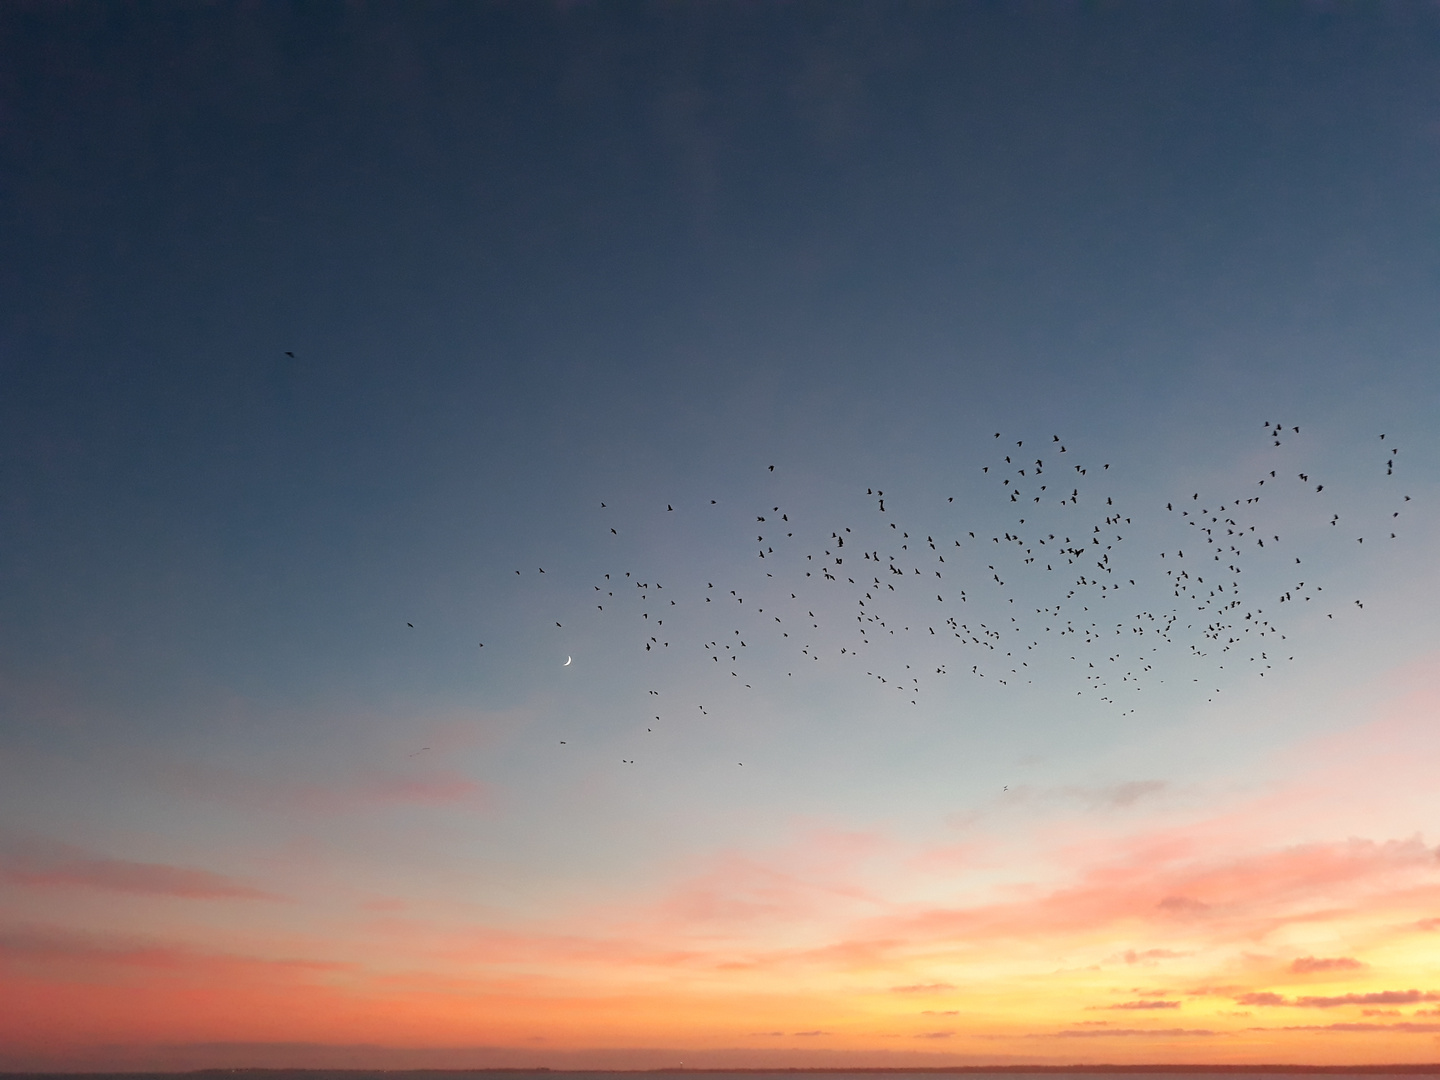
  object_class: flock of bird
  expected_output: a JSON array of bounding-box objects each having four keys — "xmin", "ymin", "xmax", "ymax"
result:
[{"xmin": 428, "ymin": 423, "xmax": 1412, "ymax": 766}]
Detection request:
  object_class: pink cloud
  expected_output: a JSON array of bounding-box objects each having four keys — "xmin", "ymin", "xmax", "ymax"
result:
[
  {"xmin": 1156, "ymin": 895, "xmax": 1210, "ymax": 914},
  {"xmin": 411, "ymin": 803, "xmax": 1440, "ymax": 991},
  {"xmin": 10, "ymin": 665, "xmax": 1428, "ymax": 1061},
  {"xmin": 0, "ymin": 841, "xmax": 277, "ymax": 900},
  {"xmin": 848, "ymin": 833, "xmax": 1438, "ymax": 959},
  {"xmin": 1236, "ymin": 992, "xmax": 1288, "ymax": 1006},
  {"xmin": 162, "ymin": 761, "xmax": 490, "ymax": 814},
  {"xmin": 348, "ymin": 770, "xmax": 486, "ymax": 807},
  {"xmin": 0, "ymin": 926, "xmax": 344, "ymax": 976},
  {"xmin": 1290, "ymin": 955, "xmax": 1365, "ymax": 973},
  {"xmin": 652, "ymin": 828, "xmax": 887, "ymax": 929},
  {"xmin": 1121, "ymin": 948, "xmax": 1186, "ymax": 964}
]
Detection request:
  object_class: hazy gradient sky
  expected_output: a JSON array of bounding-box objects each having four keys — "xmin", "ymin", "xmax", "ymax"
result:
[{"xmin": 3, "ymin": 2, "xmax": 1440, "ymax": 1068}]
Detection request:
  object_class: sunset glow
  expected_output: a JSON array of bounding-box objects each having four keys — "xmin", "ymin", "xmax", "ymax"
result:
[{"xmin": 2, "ymin": 3, "xmax": 1438, "ymax": 1070}]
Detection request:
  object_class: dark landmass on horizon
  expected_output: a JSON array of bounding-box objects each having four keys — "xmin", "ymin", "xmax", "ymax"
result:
[{"xmin": 8, "ymin": 1067, "xmax": 1440, "ymax": 1077}]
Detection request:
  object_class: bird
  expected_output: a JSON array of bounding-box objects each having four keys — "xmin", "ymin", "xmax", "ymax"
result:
[{"xmin": 472, "ymin": 420, "xmax": 1402, "ymax": 759}]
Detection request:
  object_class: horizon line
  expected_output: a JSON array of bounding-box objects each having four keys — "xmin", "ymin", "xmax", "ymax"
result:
[{"xmin": 9, "ymin": 1066, "xmax": 1440, "ymax": 1077}]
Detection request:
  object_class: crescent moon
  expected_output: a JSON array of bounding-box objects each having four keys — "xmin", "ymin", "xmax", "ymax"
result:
[{"xmin": 564, "ymin": 656, "xmax": 572, "ymax": 666}]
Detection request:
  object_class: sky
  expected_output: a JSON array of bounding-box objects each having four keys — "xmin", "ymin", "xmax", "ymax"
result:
[{"xmin": 2, "ymin": 1, "xmax": 1440, "ymax": 1069}]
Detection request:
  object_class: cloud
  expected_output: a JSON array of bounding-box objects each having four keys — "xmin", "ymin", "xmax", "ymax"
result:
[
  {"xmin": 1259, "ymin": 1022, "xmax": 1440, "ymax": 1033},
  {"xmin": 0, "ymin": 926, "xmax": 344, "ymax": 977},
  {"xmin": 0, "ymin": 840, "xmax": 277, "ymax": 900},
  {"xmin": 1120, "ymin": 948, "xmax": 1186, "ymax": 964},
  {"xmin": 1054, "ymin": 1027, "xmax": 1219, "ymax": 1037},
  {"xmin": 1237, "ymin": 989, "xmax": 1440, "ymax": 1008},
  {"xmin": 1236, "ymin": 992, "xmax": 1288, "ymax": 1006},
  {"xmin": 347, "ymin": 770, "xmax": 488, "ymax": 808},
  {"xmin": 1289, "ymin": 955, "xmax": 1364, "ymax": 973},
  {"xmin": 1029, "ymin": 780, "xmax": 1170, "ymax": 812},
  {"xmin": 869, "ymin": 834, "xmax": 1439, "ymax": 958},
  {"xmin": 11, "ymin": 679, "xmax": 1437, "ymax": 1065},
  {"xmin": 1298, "ymin": 990, "xmax": 1440, "ymax": 1007},
  {"xmin": 164, "ymin": 761, "xmax": 490, "ymax": 814},
  {"xmin": 891, "ymin": 983, "xmax": 955, "ymax": 993},
  {"xmin": 1103, "ymin": 1000, "xmax": 1181, "ymax": 1010},
  {"xmin": 1156, "ymin": 895, "xmax": 1210, "ymax": 914},
  {"xmin": 654, "ymin": 830, "xmax": 886, "ymax": 928},
  {"xmin": 1089, "ymin": 780, "xmax": 1169, "ymax": 808}
]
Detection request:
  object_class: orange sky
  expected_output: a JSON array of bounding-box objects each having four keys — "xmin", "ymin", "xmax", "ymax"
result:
[{"xmin": 5, "ymin": 663, "xmax": 1439, "ymax": 1069}]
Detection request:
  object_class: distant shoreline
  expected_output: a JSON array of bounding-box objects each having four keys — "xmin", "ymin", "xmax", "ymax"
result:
[{"xmin": 9, "ymin": 1068, "xmax": 1440, "ymax": 1077}]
